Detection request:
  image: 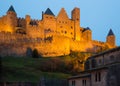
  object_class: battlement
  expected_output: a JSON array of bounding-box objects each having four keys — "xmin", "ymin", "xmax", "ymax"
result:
[
  {"xmin": 0, "ymin": 6, "xmax": 116, "ymax": 57},
  {"xmin": 92, "ymin": 40, "xmax": 106, "ymax": 46}
]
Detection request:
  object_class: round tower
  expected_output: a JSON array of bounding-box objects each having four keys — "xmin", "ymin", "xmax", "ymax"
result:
[
  {"xmin": 6, "ymin": 5, "xmax": 17, "ymax": 33},
  {"xmin": 25, "ymin": 15, "xmax": 31, "ymax": 25},
  {"xmin": 106, "ymin": 29, "xmax": 116, "ymax": 47},
  {"xmin": 25, "ymin": 15, "xmax": 31, "ymax": 28}
]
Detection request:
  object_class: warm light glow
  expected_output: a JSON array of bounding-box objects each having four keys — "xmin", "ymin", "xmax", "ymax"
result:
[{"xmin": 5, "ymin": 25, "xmax": 14, "ymax": 33}]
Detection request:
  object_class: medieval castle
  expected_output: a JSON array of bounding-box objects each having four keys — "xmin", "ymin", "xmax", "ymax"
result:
[{"xmin": 0, "ymin": 5, "xmax": 116, "ymax": 57}]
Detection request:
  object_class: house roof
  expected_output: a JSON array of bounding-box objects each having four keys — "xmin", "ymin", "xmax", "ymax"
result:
[
  {"xmin": 7, "ymin": 5, "xmax": 16, "ymax": 13},
  {"xmin": 88, "ymin": 46, "xmax": 120, "ymax": 59},
  {"xmin": 82, "ymin": 27, "xmax": 91, "ymax": 32},
  {"xmin": 68, "ymin": 73, "xmax": 91, "ymax": 80},
  {"xmin": 44, "ymin": 8, "xmax": 55, "ymax": 16}
]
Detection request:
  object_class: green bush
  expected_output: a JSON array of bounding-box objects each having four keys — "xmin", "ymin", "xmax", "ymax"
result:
[
  {"xmin": 32, "ymin": 49, "xmax": 39, "ymax": 58},
  {"xmin": 0, "ymin": 56, "xmax": 2, "ymax": 81}
]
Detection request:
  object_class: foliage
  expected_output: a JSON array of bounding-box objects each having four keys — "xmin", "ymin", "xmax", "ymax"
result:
[
  {"xmin": 26, "ymin": 47, "xmax": 32, "ymax": 57},
  {"xmin": 0, "ymin": 56, "xmax": 2, "ymax": 81},
  {"xmin": 32, "ymin": 49, "xmax": 39, "ymax": 58},
  {"xmin": 1, "ymin": 52, "xmax": 93, "ymax": 81},
  {"xmin": 2, "ymin": 57, "xmax": 70, "ymax": 82},
  {"xmin": 96, "ymin": 45, "xmax": 109, "ymax": 53}
]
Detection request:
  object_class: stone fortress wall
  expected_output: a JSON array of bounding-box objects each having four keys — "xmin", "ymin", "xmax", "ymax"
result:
[{"xmin": 0, "ymin": 6, "xmax": 116, "ymax": 57}]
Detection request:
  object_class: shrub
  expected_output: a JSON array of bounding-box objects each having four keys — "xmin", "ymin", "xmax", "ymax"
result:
[
  {"xmin": 32, "ymin": 49, "xmax": 39, "ymax": 58},
  {"xmin": 26, "ymin": 47, "xmax": 32, "ymax": 57},
  {"xmin": 0, "ymin": 56, "xmax": 2, "ymax": 81}
]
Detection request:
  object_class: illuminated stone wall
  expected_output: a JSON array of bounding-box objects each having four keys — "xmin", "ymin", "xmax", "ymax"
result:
[{"xmin": 0, "ymin": 6, "xmax": 116, "ymax": 57}]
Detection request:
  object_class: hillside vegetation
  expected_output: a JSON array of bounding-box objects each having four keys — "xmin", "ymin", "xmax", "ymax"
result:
[{"xmin": 1, "ymin": 52, "xmax": 92, "ymax": 82}]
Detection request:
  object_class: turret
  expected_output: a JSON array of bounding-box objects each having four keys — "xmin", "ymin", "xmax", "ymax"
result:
[
  {"xmin": 25, "ymin": 15, "xmax": 31, "ymax": 25},
  {"xmin": 43, "ymin": 8, "xmax": 55, "ymax": 20},
  {"xmin": 6, "ymin": 5, "xmax": 17, "ymax": 33},
  {"xmin": 43, "ymin": 8, "xmax": 56, "ymax": 32},
  {"xmin": 72, "ymin": 7, "xmax": 80, "ymax": 24},
  {"xmin": 72, "ymin": 7, "xmax": 81, "ymax": 41},
  {"xmin": 106, "ymin": 29, "xmax": 116, "ymax": 47}
]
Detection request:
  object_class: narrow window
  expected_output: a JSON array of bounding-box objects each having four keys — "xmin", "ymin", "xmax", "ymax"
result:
[
  {"xmin": 91, "ymin": 59, "xmax": 96, "ymax": 68},
  {"xmin": 82, "ymin": 80, "xmax": 84, "ymax": 86},
  {"xmin": 98, "ymin": 72, "xmax": 101, "ymax": 81},
  {"xmin": 65, "ymin": 31, "xmax": 67, "ymax": 34},
  {"xmin": 95, "ymin": 72, "xmax": 101, "ymax": 82},
  {"xmin": 60, "ymin": 26, "xmax": 63, "ymax": 28},
  {"xmin": 95, "ymin": 73, "xmax": 97, "ymax": 82},
  {"xmin": 82, "ymin": 80, "xmax": 86, "ymax": 86},
  {"xmin": 84, "ymin": 80, "xmax": 86, "ymax": 86},
  {"xmin": 72, "ymin": 80, "xmax": 75, "ymax": 86}
]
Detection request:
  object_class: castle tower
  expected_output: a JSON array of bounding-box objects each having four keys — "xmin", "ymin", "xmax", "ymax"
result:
[
  {"xmin": 6, "ymin": 5, "xmax": 17, "ymax": 33},
  {"xmin": 43, "ymin": 8, "xmax": 56, "ymax": 37},
  {"xmin": 106, "ymin": 29, "xmax": 116, "ymax": 47},
  {"xmin": 72, "ymin": 8, "xmax": 81, "ymax": 41},
  {"xmin": 25, "ymin": 15, "xmax": 31, "ymax": 27}
]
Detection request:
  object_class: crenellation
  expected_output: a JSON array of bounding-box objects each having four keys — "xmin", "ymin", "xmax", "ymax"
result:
[{"xmin": 0, "ymin": 6, "xmax": 116, "ymax": 57}]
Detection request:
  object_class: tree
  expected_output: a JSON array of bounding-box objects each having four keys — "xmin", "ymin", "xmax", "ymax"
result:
[
  {"xmin": 26, "ymin": 47, "xmax": 32, "ymax": 57},
  {"xmin": 32, "ymin": 49, "xmax": 39, "ymax": 58},
  {"xmin": 0, "ymin": 56, "xmax": 2, "ymax": 81}
]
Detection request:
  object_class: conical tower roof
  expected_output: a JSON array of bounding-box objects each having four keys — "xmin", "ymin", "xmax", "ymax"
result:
[
  {"xmin": 107, "ymin": 29, "xmax": 115, "ymax": 36},
  {"xmin": 44, "ymin": 8, "xmax": 55, "ymax": 16},
  {"xmin": 7, "ymin": 5, "xmax": 16, "ymax": 13}
]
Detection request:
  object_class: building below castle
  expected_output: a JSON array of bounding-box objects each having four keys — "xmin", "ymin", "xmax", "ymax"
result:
[
  {"xmin": 0, "ymin": 5, "xmax": 116, "ymax": 57},
  {"xmin": 68, "ymin": 46, "xmax": 120, "ymax": 86}
]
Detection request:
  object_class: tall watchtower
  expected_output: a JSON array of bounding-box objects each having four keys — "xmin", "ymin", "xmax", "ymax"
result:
[
  {"xmin": 72, "ymin": 8, "xmax": 81, "ymax": 41},
  {"xmin": 6, "ymin": 5, "xmax": 17, "ymax": 33},
  {"xmin": 106, "ymin": 29, "xmax": 116, "ymax": 47}
]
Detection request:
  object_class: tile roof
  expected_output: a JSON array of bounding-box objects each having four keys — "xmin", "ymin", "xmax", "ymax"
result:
[
  {"xmin": 7, "ymin": 5, "xmax": 16, "ymax": 13},
  {"xmin": 107, "ymin": 29, "xmax": 114, "ymax": 36},
  {"xmin": 44, "ymin": 8, "xmax": 55, "ymax": 16}
]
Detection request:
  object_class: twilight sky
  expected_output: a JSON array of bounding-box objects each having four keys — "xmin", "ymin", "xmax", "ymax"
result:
[{"xmin": 0, "ymin": 0, "xmax": 120, "ymax": 46}]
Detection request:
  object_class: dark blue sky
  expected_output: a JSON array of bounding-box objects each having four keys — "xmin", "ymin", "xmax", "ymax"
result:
[{"xmin": 0, "ymin": 0, "xmax": 120, "ymax": 46}]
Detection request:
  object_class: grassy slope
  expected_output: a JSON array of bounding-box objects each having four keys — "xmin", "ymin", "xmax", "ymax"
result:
[{"xmin": 1, "ymin": 56, "xmax": 71, "ymax": 82}]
